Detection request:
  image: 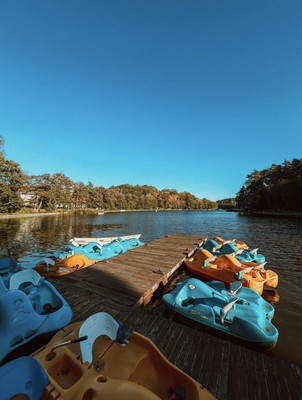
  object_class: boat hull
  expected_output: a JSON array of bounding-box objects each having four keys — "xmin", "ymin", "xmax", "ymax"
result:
[{"xmin": 163, "ymin": 278, "xmax": 278, "ymax": 348}]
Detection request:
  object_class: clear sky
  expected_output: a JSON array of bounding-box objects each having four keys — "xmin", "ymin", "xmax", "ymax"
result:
[{"xmin": 1, "ymin": 0, "xmax": 301, "ymax": 201}]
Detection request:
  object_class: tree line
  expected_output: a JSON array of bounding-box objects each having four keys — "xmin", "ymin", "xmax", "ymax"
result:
[
  {"xmin": 236, "ymin": 158, "xmax": 302, "ymax": 211},
  {"xmin": 0, "ymin": 136, "xmax": 217, "ymax": 213}
]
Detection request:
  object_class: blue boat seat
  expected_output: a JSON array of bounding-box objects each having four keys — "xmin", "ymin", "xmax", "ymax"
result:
[
  {"xmin": 9, "ymin": 269, "xmax": 43, "ymax": 290},
  {"xmin": 79, "ymin": 312, "xmax": 120, "ymax": 363},
  {"xmin": 0, "ymin": 356, "xmax": 49, "ymax": 400}
]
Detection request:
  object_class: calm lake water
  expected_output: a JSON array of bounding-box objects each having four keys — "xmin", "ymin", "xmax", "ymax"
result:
[{"xmin": 1, "ymin": 210, "xmax": 302, "ymax": 367}]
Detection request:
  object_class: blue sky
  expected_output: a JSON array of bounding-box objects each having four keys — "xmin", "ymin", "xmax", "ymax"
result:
[{"xmin": 1, "ymin": 0, "xmax": 301, "ymax": 201}]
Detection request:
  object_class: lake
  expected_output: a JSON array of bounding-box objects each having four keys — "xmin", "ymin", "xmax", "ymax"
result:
[{"xmin": 0, "ymin": 210, "xmax": 301, "ymax": 367}]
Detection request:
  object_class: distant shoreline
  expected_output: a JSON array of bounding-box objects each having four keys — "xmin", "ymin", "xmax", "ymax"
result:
[
  {"xmin": 1, "ymin": 209, "xmax": 302, "ymax": 219},
  {"xmin": 226, "ymin": 209, "xmax": 302, "ymax": 218},
  {"xmin": 0, "ymin": 208, "xmax": 220, "ymax": 219},
  {"xmin": 0, "ymin": 211, "xmax": 63, "ymax": 219},
  {"xmin": 250, "ymin": 210, "xmax": 302, "ymax": 218}
]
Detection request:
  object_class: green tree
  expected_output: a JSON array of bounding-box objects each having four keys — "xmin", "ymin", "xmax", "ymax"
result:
[{"xmin": 0, "ymin": 137, "xmax": 25, "ymax": 213}]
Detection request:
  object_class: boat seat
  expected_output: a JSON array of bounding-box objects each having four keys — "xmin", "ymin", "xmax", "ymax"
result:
[
  {"xmin": 9, "ymin": 269, "xmax": 44, "ymax": 290},
  {"xmin": 0, "ymin": 356, "xmax": 49, "ymax": 400},
  {"xmin": 79, "ymin": 312, "xmax": 120, "ymax": 363}
]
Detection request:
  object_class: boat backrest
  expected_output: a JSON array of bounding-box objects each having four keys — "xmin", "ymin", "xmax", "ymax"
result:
[
  {"xmin": 79, "ymin": 312, "xmax": 119, "ymax": 363},
  {"xmin": 229, "ymin": 281, "xmax": 242, "ymax": 294},
  {"xmin": 220, "ymin": 299, "xmax": 238, "ymax": 323},
  {"xmin": 9, "ymin": 269, "xmax": 43, "ymax": 290},
  {"xmin": 0, "ymin": 356, "xmax": 49, "ymax": 400}
]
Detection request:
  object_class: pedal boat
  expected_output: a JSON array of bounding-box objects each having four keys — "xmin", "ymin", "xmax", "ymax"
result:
[
  {"xmin": 32, "ymin": 312, "xmax": 215, "ymax": 400},
  {"xmin": 163, "ymin": 278, "xmax": 278, "ymax": 348},
  {"xmin": 34, "ymin": 253, "xmax": 98, "ymax": 278},
  {"xmin": 62, "ymin": 237, "xmax": 143, "ymax": 260},
  {"xmin": 61, "ymin": 240, "xmax": 125, "ymax": 261},
  {"xmin": 184, "ymin": 249, "xmax": 278, "ymax": 295},
  {"xmin": 70, "ymin": 234, "xmax": 142, "ymax": 246},
  {"xmin": 34, "ymin": 237, "xmax": 144, "ymax": 278},
  {"xmin": 214, "ymin": 236, "xmax": 249, "ymax": 250},
  {"xmin": 0, "ymin": 257, "xmax": 22, "ymax": 287},
  {"xmin": 0, "ymin": 356, "xmax": 49, "ymax": 400},
  {"xmin": 0, "ymin": 269, "xmax": 72, "ymax": 362},
  {"xmin": 201, "ymin": 239, "xmax": 266, "ymax": 264}
]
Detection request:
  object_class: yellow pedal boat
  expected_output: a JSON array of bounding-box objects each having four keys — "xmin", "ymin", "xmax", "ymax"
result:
[
  {"xmin": 184, "ymin": 249, "xmax": 278, "ymax": 296},
  {"xmin": 32, "ymin": 312, "xmax": 215, "ymax": 400}
]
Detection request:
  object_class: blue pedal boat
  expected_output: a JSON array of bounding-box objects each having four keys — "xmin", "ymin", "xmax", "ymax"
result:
[
  {"xmin": 0, "ymin": 257, "xmax": 22, "ymax": 287},
  {"xmin": 0, "ymin": 356, "xmax": 49, "ymax": 400},
  {"xmin": 201, "ymin": 239, "xmax": 266, "ymax": 264},
  {"xmin": 163, "ymin": 278, "xmax": 278, "ymax": 348},
  {"xmin": 114, "ymin": 236, "xmax": 144, "ymax": 251},
  {"xmin": 61, "ymin": 240, "xmax": 125, "ymax": 261},
  {"xmin": 61, "ymin": 237, "xmax": 143, "ymax": 261},
  {"xmin": 0, "ymin": 269, "xmax": 72, "ymax": 362}
]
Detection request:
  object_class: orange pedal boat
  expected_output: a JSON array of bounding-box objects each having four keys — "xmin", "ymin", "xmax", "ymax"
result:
[
  {"xmin": 34, "ymin": 254, "xmax": 98, "ymax": 278},
  {"xmin": 32, "ymin": 312, "xmax": 215, "ymax": 400},
  {"xmin": 184, "ymin": 249, "xmax": 278, "ymax": 296}
]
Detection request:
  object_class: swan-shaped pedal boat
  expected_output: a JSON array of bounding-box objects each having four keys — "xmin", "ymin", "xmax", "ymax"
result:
[{"xmin": 163, "ymin": 279, "xmax": 278, "ymax": 348}]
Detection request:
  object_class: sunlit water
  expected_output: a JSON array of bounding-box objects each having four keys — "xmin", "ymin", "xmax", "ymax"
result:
[{"xmin": 0, "ymin": 210, "xmax": 301, "ymax": 367}]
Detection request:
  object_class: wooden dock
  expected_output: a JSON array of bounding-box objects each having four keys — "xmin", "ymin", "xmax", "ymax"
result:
[
  {"xmin": 51, "ymin": 234, "xmax": 205, "ymax": 306},
  {"xmin": 47, "ymin": 234, "xmax": 301, "ymax": 400}
]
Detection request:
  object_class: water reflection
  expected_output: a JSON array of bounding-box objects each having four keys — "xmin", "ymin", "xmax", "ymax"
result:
[{"xmin": 0, "ymin": 214, "xmax": 126, "ymax": 264}]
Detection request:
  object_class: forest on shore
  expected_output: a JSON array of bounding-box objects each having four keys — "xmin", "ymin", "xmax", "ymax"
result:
[
  {"xmin": 0, "ymin": 136, "xmax": 217, "ymax": 213},
  {"xmin": 235, "ymin": 158, "xmax": 302, "ymax": 212},
  {"xmin": 1, "ymin": 136, "xmax": 301, "ymax": 214}
]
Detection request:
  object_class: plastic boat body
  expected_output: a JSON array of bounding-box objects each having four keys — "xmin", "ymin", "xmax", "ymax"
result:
[
  {"xmin": 34, "ymin": 253, "xmax": 98, "ymax": 278},
  {"xmin": 70, "ymin": 234, "xmax": 142, "ymax": 245},
  {"xmin": 34, "ymin": 237, "xmax": 144, "ymax": 278},
  {"xmin": 184, "ymin": 249, "xmax": 278, "ymax": 295},
  {"xmin": 214, "ymin": 236, "xmax": 249, "ymax": 250},
  {"xmin": 0, "ymin": 356, "xmax": 49, "ymax": 400},
  {"xmin": 0, "ymin": 257, "xmax": 22, "ymax": 287},
  {"xmin": 0, "ymin": 269, "xmax": 72, "ymax": 362},
  {"xmin": 163, "ymin": 278, "xmax": 278, "ymax": 348},
  {"xmin": 30, "ymin": 312, "xmax": 215, "ymax": 400},
  {"xmin": 201, "ymin": 239, "xmax": 266, "ymax": 264},
  {"xmin": 61, "ymin": 237, "xmax": 143, "ymax": 261}
]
